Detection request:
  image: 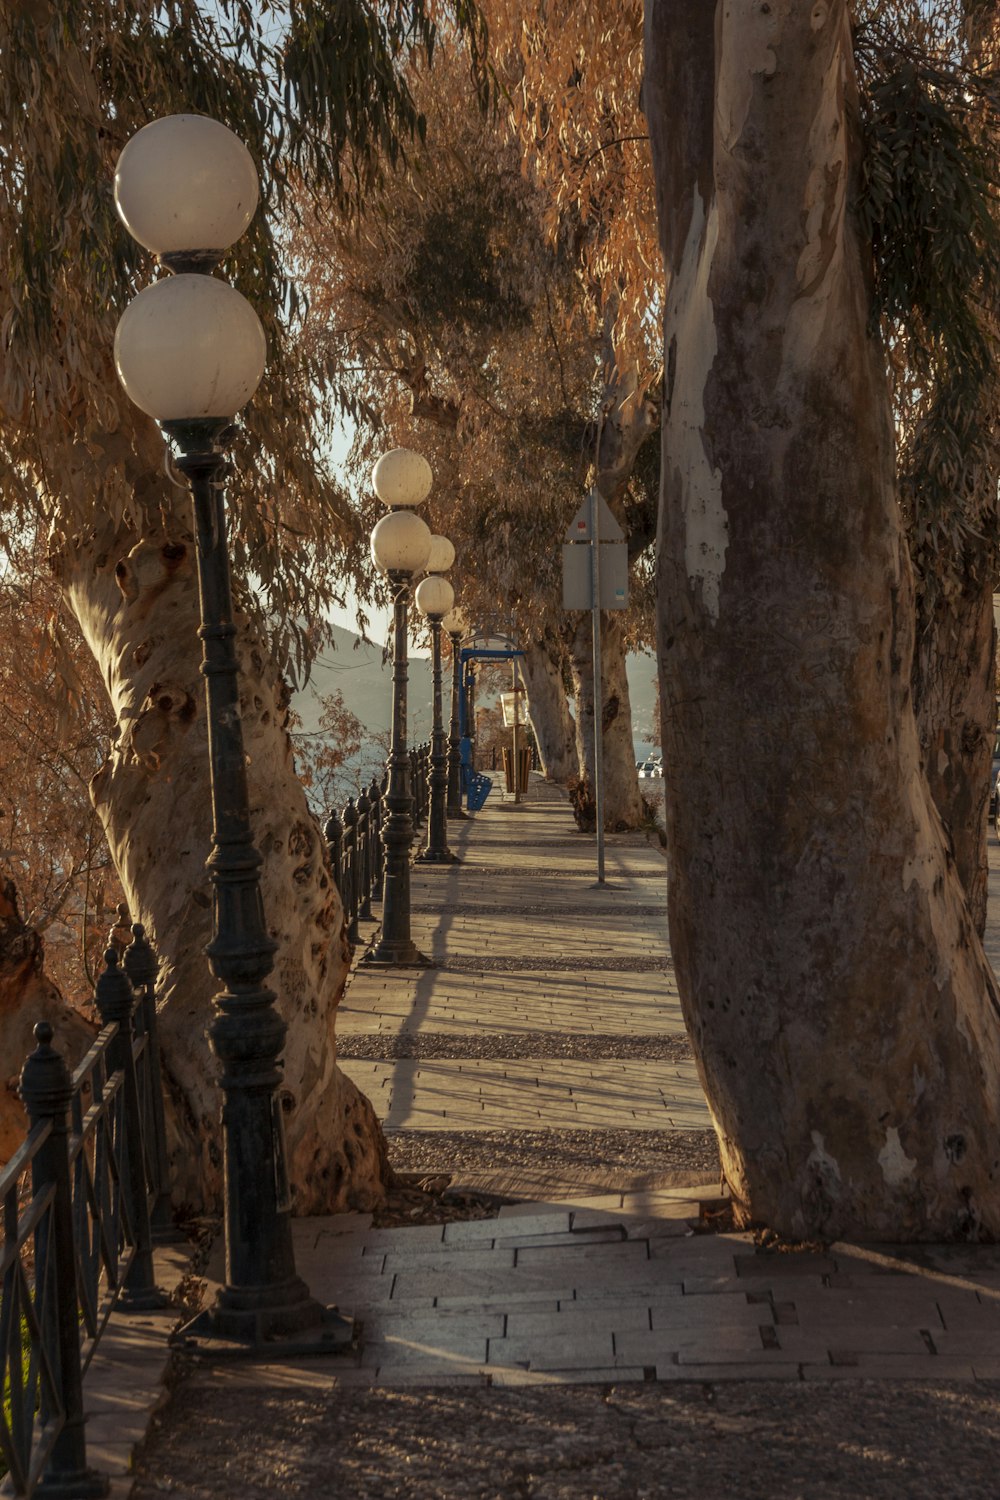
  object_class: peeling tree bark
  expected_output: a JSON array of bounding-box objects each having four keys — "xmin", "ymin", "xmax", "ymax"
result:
[
  {"xmin": 518, "ymin": 635, "xmax": 577, "ymax": 784},
  {"xmin": 645, "ymin": 0, "xmax": 1000, "ymax": 1240},
  {"xmin": 914, "ymin": 571, "xmax": 997, "ymax": 938},
  {"xmin": 52, "ymin": 498, "xmax": 390, "ymax": 1217},
  {"xmin": 562, "ymin": 313, "xmax": 659, "ymax": 831},
  {"xmin": 569, "ymin": 610, "xmax": 644, "ymax": 831}
]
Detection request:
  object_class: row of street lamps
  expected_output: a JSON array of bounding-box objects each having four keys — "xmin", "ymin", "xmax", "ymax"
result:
[
  {"xmin": 367, "ymin": 449, "xmax": 466, "ymax": 963},
  {"xmin": 112, "ymin": 113, "xmax": 473, "ymax": 1346}
]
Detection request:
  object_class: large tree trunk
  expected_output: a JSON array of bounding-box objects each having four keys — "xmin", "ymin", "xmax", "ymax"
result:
[
  {"xmin": 914, "ymin": 571, "xmax": 997, "ymax": 937},
  {"xmin": 518, "ymin": 635, "xmax": 577, "ymax": 784},
  {"xmin": 53, "ymin": 504, "xmax": 390, "ymax": 1216},
  {"xmin": 645, "ymin": 0, "xmax": 1000, "ymax": 1239},
  {"xmin": 569, "ymin": 610, "xmax": 644, "ymax": 830},
  {"xmin": 560, "ymin": 315, "xmax": 657, "ymax": 831},
  {"xmin": 0, "ymin": 880, "xmax": 95, "ymax": 1162}
]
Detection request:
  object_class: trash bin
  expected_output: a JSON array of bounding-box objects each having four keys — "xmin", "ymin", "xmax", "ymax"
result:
[{"xmin": 502, "ymin": 745, "xmax": 531, "ymax": 794}]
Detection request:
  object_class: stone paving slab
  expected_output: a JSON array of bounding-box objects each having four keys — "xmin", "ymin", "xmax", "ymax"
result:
[
  {"xmin": 287, "ymin": 1205, "xmax": 1000, "ymax": 1385},
  {"xmin": 81, "ymin": 1238, "xmax": 193, "ymax": 1497},
  {"xmin": 336, "ymin": 968, "xmax": 683, "ymax": 1036},
  {"xmin": 405, "ymin": 914, "xmax": 669, "ymax": 960},
  {"xmin": 338, "ymin": 1057, "xmax": 711, "ymax": 1130}
]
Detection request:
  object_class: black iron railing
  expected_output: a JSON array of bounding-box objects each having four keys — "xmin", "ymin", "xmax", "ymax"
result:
[
  {"xmin": 324, "ymin": 743, "xmax": 432, "ymax": 944},
  {"xmin": 410, "ymin": 742, "xmax": 430, "ymax": 828},
  {"xmin": 0, "ymin": 927, "xmax": 169, "ymax": 1498}
]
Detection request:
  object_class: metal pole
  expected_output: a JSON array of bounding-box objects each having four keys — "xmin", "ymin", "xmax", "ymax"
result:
[
  {"xmin": 590, "ymin": 488, "xmax": 606, "ymax": 884},
  {"xmin": 123, "ymin": 922, "xmax": 172, "ymax": 1236},
  {"xmin": 357, "ymin": 784, "xmax": 373, "ymax": 921},
  {"xmin": 416, "ymin": 617, "xmax": 456, "ymax": 862},
  {"xmin": 20, "ymin": 1024, "xmax": 108, "ymax": 1498},
  {"xmin": 511, "ymin": 659, "xmax": 520, "ymax": 805},
  {"xmin": 166, "ymin": 418, "xmax": 320, "ymax": 1341},
  {"xmin": 367, "ymin": 572, "xmax": 425, "ymax": 964},
  {"xmin": 94, "ymin": 949, "xmax": 166, "ymax": 1310},
  {"xmin": 447, "ymin": 632, "xmax": 465, "ymax": 818}
]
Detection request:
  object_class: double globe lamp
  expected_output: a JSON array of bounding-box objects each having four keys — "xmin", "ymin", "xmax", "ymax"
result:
[
  {"xmin": 367, "ymin": 450, "xmax": 435, "ymax": 964},
  {"xmin": 113, "ymin": 115, "xmax": 330, "ymax": 1346},
  {"xmin": 415, "ymin": 544, "xmax": 457, "ymax": 864},
  {"xmin": 441, "ymin": 606, "xmax": 468, "ymax": 817}
]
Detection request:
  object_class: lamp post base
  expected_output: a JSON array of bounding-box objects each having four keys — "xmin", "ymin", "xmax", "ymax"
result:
[
  {"xmin": 414, "ymin": 848, "xmax": 459, "ymax": 864},
  {"xmin": 36, "ymin": 1469, "xmax": 109, "ymax": 1499},
  {"xmin": 447, "ymin": 807, "xmax": 468, "ymax": 820},
  {"xmin": 363, "ymin": 931, "xmax": 432, "ymax": 967},
  {"xmin": 174, "ymin": 1298, "xmax": 354, "ymax": 1357}
]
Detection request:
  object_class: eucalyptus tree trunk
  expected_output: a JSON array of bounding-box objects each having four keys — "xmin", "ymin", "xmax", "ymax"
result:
[
  {"xmin": 561, "ymin": 308, "xmax": 657, "ymax": 830},
  {"xmin": 645, "ymin": 0, "xmax": 1000, "ymax": 1240},
  {"xmin": 0, "ymin": 880, "xmax": 95, "ymax": 1162},
  {"xmin": 914, "ymin": 573, "xmax": 996, "ymax": 937},
  {"xmin": 569, "ymin": 610, "xmax": 643, "ymax": 830},
  {"xmin": 518, "ymin": 636, "xmax": 577, "ymax": 784},
  {"xmin": 53, "ymin": 499, "xmax": 389, "ymax": 1216}
]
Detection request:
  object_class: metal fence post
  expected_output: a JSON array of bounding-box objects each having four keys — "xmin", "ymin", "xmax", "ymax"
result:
[
  {"xmin": 94, "ymin": 951, "xmax": 165, "ymax": 1310},
  {"xmin": 420, "ymin": 744, "xmax": 429, "ymax": 825},
  {"xmin": 19, "ymin": 1024, "xmax": 108, "ymax": 1498},
  {"xmin": 407, "ymin": 749, "xmax": 416, "ymax": 825},
  {"xmin": 325, "ymin": 805, "xmax": 344, "ymax": 905},
  {"xmin": 369, "ymin": 776, "xmax": 384, "ymax": 889},
  {"xmin": 356, "ymin": 785, "xmax": 373, "ymax": 921},
  {"xmin": 342, "ymin": 798, "xmax": 359, "ymax": 943},
  {"xmin": 123, "ymin": 923, "xmax": 172, "ymax": 1236}
]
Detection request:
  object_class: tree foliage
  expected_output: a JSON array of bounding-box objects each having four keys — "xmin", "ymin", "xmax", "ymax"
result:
[
  {"xmin": 855, "ymin": 4, "xmax": 1000, "ymax": 601},
  {"xmin": 0, "ymin": 0, "xmax": 489, "ymax": 678},
  {"xmin": 480, "ymin": 0, "xmax": 655, "ymax": 368},
  {"xmin": 290, "ymin": 41, "xmax": 657, "ymax": 664},
  {"xmin": 0, "ymin": 538, "xmax": 123, "ymax": 1002},
  {"xmin": 290, "ymin": 687, "xmax": 388, "ymax": 812}
]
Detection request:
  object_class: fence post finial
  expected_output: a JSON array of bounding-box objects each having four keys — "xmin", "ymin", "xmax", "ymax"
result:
[
  {"xmin": 124, "ymin": 924, "xmax": 172, "ymax": 1234},
  {"xmin": 95, "ymin": 950, "xmax": 166, "ymax": 1310},
  {"xmin": 20, "ymin": 1025, "xmax": 108, "ymax": 1497}
]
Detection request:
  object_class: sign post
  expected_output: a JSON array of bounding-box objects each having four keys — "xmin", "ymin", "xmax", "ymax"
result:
[{"xmin": 562, "ymin": 490, "xmax": 627, "ymax": 884}]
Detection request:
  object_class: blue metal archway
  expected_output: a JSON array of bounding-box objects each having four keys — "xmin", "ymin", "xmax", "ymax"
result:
[{"xmin": 458, "ymin": 633, "xmax": 524, "ymax": 809}]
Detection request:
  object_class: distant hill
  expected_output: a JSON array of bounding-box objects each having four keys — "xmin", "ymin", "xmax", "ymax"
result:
[
  {"xmin": 291, "ymin": 623, "xmax": 433, "ymax": 741},
  {"xmin": 288, "ymin": 626, "xmax": 660, "ymax": 783}
]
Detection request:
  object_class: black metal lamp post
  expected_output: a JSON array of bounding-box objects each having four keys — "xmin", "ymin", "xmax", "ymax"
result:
[
  {"xmin": 442, "ymin": 607, "xmax": 467, "ymax": 819},
  {"xmin": 467, "ymin": 663, "xmax": 478, "ymax": 770},
  {"xmin": 415, "ymin": 571, "xmax": 457, "ymax": 863},
  {"xmin": 113, "ymin": 115, "xmax": 324, "ymax": 1343},
  {"xmin": 366, "ymin": 450, "xmax": 433, "ymax": 964}
]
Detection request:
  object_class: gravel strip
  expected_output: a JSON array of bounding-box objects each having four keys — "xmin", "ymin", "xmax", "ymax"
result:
[
  {"xmin": 385, "ymin": 1127, "xmax": 720, "ymax": 1179},
  {"xmin": 452, "ymin": 840, "xmax": 641, "ymax": 852},
  {"xmin": 411, "ymin": 904, "xmax": 667, "ymax": 918},
  {"xmin": 432, "ymin": 865, "xmax": 658, "ymax": 879},
  {"xmin": 336, "ymin": 1033, "xmax": 694, "ymax": 1062},
  {"xmin": 132, "ymin": 1380, "xmax": 1000, "ymax": 1500},
  {"xmin": 440, "ymin": 956, "xmax": 669, "ymax": 972}
]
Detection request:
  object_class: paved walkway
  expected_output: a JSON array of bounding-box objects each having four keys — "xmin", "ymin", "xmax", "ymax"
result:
[
  {"xmin": 337, "ymin": 777, "xmax": 714, "ymax": 1193},
  {"xmin": 95, "ymin": 783, "xmax": 1000, "ymax": 1494},
  {"xmin": 270, "ymin": 787, "xmax": 1000, "ymax": 1390}
]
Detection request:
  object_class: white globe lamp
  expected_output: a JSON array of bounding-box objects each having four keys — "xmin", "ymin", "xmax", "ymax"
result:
[
  {"xmin": 372, "ymin": 449, "xmax": 433, "ymax": 508},
  {"xmin": 115, "ymin": 115, "xmax": 260, "ymax": 266},
  {"xmin": 115, "ymin": 275, "xmax": 265, "ymax": 421},
  {"xmin": 371, "ymin": 511, "xmax": 433, "ymax": 576},
  {"xmin": 424, "ymin": 535, "xmax": 456, "ymax": 574},
  {"xmin": 415, "ymin": 575, "xmax": 455, "ymax": 620}
]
